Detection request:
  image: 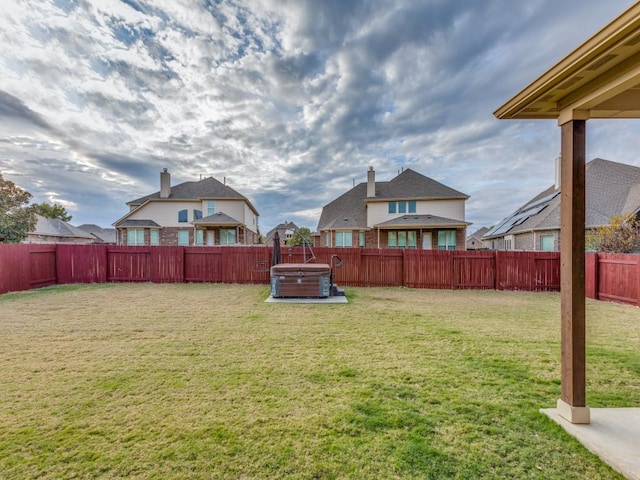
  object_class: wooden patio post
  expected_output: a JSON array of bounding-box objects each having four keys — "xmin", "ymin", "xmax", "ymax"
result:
[{"xmin": 558, "ymin": 119, "xmax": 590, "ymax": 424}]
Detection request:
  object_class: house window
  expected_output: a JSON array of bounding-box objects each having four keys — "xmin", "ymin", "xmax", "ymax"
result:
[
  {"xmin": 398, "ymin": 202, "xmax": 406, "ymax": 214},
  {"xmin": 359, "ymin": 231, "xmax": 365, "ymax": 247},
  {"xmin": 127, "ymin": 228, "xmax": 144, "ymax": 246},
  {"xmin": 408, "ymin": 201, "xmax": 416, "ymax": 213},
  {"xmin": 178, "ymin": 230, "xmax": 189, "ymax": 246},
  {"xmin": 178, "ymin": 209, "xmax": 188, "ymax": 223},
  {"xmin": 540, "ymin": 235, "xmax": 554, "ymax": 251},
  {"xmin": 324, "ymin": 232, "xmax": 330, "ymax": 247},
  {"xmin": 150, "ymin": 229, "xmax": 159, "ymax": 246},
  {"xmin": 207, "ymin": 201, "xmax": 215, "ymax": 216},
  {"xmin": 335, "ymin": 231, "xmax": 352, "ymax": 247},
  {"xmin": 389, "ymin": 231, "xmax": 417, "ymax": 249},
  {"xmin": 388, "ymin": 202, "xmax": 397, "ymax": 214},
  {"xmin": 194, "ymin": 209, "xmax": 203, "ymax": 220},
  {"xmin": 504, "ymin": 235, "xmax": 514, "ymax": 251},
  {"xmin": 195, "ymin": 229, "xmax": 204, "ymax": 245},
  {"xmin": 438, "ymin": 230, "xmax": 456, "ymax": 250},
  {"xmin": 220, "ymin": 228, "xmax": 236, "ymax": 245}
]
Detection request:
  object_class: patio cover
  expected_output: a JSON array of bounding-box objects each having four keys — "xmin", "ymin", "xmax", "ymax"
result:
[
  {"xmin": 374, "ymin": 214, "xmax": 469, "ymax": 229},
  {"xmin": 192, "ymin": 212, "xmax": 242, "ymax": 227},
  {"xmin": 495, "ymin": 3, "xmax": 640, "ymax": 425}
]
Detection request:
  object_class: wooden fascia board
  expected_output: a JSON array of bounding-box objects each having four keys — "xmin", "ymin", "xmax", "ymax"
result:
[{"xmin": 494, "ymin": 3, "xmax": 640, "ymax": 119}]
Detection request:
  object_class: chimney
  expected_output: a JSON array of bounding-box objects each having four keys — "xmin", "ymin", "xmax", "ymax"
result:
[
  {"xmin": 160, "ymin": 168, "xmax": 171, "ymax": 198},
  {"xmin": 367, "ymin": 166, "xmax": 375, "ymax": 197},
  {"xmin": 554, "ymin": 156, "xmax": 561, "ymax": 190}
]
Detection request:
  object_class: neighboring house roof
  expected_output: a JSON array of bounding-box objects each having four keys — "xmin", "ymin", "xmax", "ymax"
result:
[
  {"xmin": 192, "ymin": 212, "xmax": 242, "ymax": 226},
  {"xmin": 29, "ymin": 215, "xmax": 95, "ymax": 241},
  {"xmin": 467, "ymin": 227, "xmax": 490, "ymax": 241},
  {"xmin": 265, "ymin": 221, "xmax": 298, "ymax": 243},
  {"xmin": 484, "ymin": 158, "xmax": 640, "ymax": 239},
  {"xmin": 76, "ymin": 224, "xmax": 117, "ymax": 243},
  {"xmin": 317, "ymin": 168, "xmax": 468, "ymax": 231},
  {"xmin": 375, "ymin": 214, "xmax": 469, "ymax": 229},
  {"xmin": 127, "ymin": 176, "xmax": 258, "ymax": 215}
]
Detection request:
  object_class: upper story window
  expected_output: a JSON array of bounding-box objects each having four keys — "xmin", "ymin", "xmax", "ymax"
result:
[
  {"xmin": 194, "ymin": 209, "xmax": 202, "ymax": 220},
  {"xmin": 388, "ymin": 201, "xmax": 417, "ymax": 214},
  {"xmin": 178, "ymin": 209, "xmax": 188, "ymax": 223},
  {"xmin": 207, "ymin": 201, "xmax": 215, "ymax": 216}
]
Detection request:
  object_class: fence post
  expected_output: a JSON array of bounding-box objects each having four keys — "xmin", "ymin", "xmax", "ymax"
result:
[
  {"xmin": 637, "ymin": 255, "xmax": 640, "ymax": 307},
  {"xmin": 585, "ymin": 253, "xmax": 598, "ymax": 300}
]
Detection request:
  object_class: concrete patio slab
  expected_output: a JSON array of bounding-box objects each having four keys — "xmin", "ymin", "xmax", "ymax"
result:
[
  {"xmin": 541, "ymin": 407, "xmax": 640, "ymax": 480},
  {"xmin": 264, "ymin": 295, "xmax": 348, "ymax": 304}
]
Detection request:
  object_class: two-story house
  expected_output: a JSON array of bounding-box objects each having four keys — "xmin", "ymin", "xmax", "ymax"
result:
[
  {"xmin": 483, "ymin": 158, "xmax": 640, "ymax": 251},
  {"xmin": 114, "ymin": 169, "xmax": 259, "ymax": 246},
  {"xmin": 316, "ymin": 167, "xmax": 469, "ymax": 249}
]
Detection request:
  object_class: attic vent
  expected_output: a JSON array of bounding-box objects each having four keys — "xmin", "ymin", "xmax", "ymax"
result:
[
  {"xmin": 557, "ymin": 77, "xmax": 583, "ymax": 90},
  {"xmin": 586, "ymin": 54, "xmax": 617, "ymax": 71},
  {"xmin": 624, "ymin": 33, "xmax": 640, "ymax": 46}
]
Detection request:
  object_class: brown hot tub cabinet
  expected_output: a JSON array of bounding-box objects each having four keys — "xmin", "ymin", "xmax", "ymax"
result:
[{"xmin": 270, "ymin": 263, "xmax": 332, "ymax": 298}]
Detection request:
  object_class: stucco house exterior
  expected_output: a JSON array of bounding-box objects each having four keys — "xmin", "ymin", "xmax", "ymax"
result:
[
  {"xmin": 483, "ymin": 158, "xmax": 640, "ymax": 251},
  {"xmin": 114, "ymin": 169, "xmax": 259, "ymax": 246},
  {"xmin": 316, "ymin": 167, "xmax": 470, "ymax": 249}
]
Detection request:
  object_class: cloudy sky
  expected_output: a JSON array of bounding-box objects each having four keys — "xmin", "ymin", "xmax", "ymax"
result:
[{"xmin": 1, "ymin": 0, "xmax": 639, "ymax": 234}]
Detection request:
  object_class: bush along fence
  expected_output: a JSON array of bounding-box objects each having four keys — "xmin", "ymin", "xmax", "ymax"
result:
[{"xmin": 0, "ymin": 244, "xmax": 636, "ymax": 305}]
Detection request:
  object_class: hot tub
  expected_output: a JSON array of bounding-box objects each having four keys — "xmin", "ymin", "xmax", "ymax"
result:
[{"xmin": 270, "ymin": 263, "xmax": 332, "ymax": 298}]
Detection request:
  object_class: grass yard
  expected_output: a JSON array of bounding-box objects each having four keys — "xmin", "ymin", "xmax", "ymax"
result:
[{"xmin": 0, "ymin": 284, "xmax": 639, "ymax": 479}]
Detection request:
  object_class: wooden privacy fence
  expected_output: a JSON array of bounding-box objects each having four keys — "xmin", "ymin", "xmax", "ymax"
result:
[{"xmin": 2, "ymin": 245, "xmax": 638, "ymax": 304}]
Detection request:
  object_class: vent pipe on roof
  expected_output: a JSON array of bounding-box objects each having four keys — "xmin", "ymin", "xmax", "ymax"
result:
[
  {"xmin": 160, "ymin": 168, "xmax": 171, "ymax": 198},
  {"xmin": 367, "ymin": 166, "xmax": 375, "ymax": 197},
  {"xmin": 555, "ymin": 156, "xmax": 561, "ymax": 190}
]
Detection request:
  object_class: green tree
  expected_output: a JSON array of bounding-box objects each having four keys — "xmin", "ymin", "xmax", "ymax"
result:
[
  {"xmin": 0, "ymin": 173, "xmax": 37, "ymax": 244},
  {"xmin": 33, "ymin": 202, "xmax": 72, "ymax": 222},
  {"xmin": 585, "ymin": 214, "xmax": 640, "ymax": 253},
  {"xmin": 287, "ymin": 227, "xmax": 312, "ymax": 246}
]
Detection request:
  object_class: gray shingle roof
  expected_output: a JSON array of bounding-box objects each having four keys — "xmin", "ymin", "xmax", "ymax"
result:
[
  {"xmin": 127, "ymin": 176, "xmax": 257, "ymax": 214},
  {"xmin": 192, "ymin": 212, "xmax": 241, "ymax": 226},
  {"xmin": 484, "ymin": 158, "xmax": 640, "ymax": 239},
  {"xmin": 317, "ymin": 169, "xmax": 468, "ymax": 230},
  {"xmin": 76, "ymin": 224, "xmax": 117, "ymax": 243},
  {"xmin": 118, "ymin": 219, "xmax": 161, "ymax": 227},
  {"xmin": 467, "ymin": 227, "xmax": 490, "ymax": 241},
  {"xmin": 376, "ymin": 214, "xmax": 469, "ymax": 228},
  {"xmin": 31, "ymin": 215, "xmax": 95, "ymax": 240}
]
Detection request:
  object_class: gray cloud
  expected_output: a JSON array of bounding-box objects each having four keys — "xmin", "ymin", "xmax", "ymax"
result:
[{"xmin": 0, "ymin": 0, "xmax": 638, "ymax": 233}]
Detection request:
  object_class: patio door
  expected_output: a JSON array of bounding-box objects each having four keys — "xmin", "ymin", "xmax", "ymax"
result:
[{"xmin": 206, "ymin": 230, "xmax": 215, "ymax": 246}]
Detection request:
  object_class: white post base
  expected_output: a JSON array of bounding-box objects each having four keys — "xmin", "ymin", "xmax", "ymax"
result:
[{"xmin": 557, "ymin": 398, "xmax": 590, "ymax": 424}]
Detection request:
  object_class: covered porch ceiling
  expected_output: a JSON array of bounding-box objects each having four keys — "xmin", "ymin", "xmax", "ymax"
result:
[{"xmin": 495, "ymin": 3, "xmax": 640, "ymax": 123}]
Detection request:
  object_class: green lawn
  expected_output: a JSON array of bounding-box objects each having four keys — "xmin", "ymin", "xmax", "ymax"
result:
[{"xmin": 0, "ymin": 283, "xmax": 638, "ymax": 479}]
